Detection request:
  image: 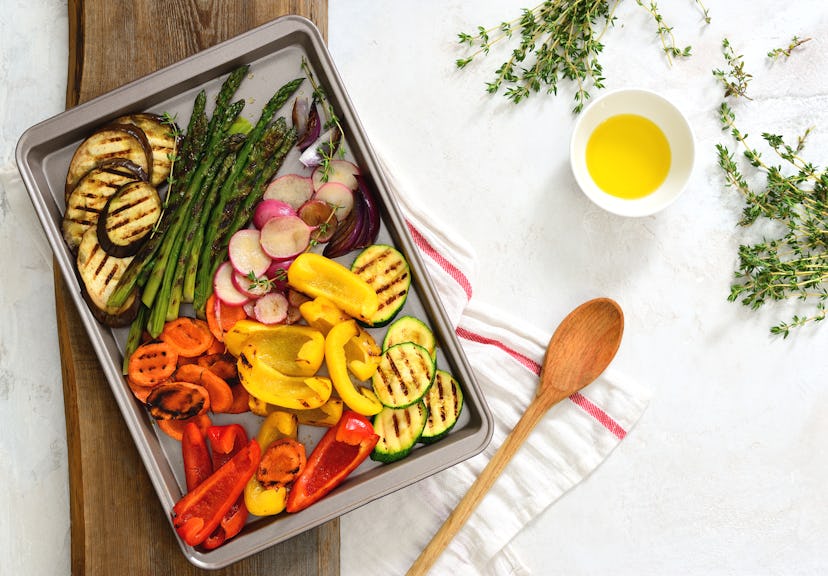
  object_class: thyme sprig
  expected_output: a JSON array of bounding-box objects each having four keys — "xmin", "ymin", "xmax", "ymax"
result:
[
  {"xmin": 455, "ymin": 0, "xmax": 706, "ymax": 112},
  {"xmin": 767, "ymin": 35, "xmax": 812, "ymax": 61},
  {"xmin": 717, "ymin": 104, "xmax": 828, "ymax": 337},
  {"xmin": 154, "ymin": 112, "xmax": 183, "ymax": 235},
  {"xmin": 636, "ymin": 1, "xmax": 692, "ymax": 65},
  {"xmin": 713, "ymin": 38, "xmax": 752, "ymax": 100}
]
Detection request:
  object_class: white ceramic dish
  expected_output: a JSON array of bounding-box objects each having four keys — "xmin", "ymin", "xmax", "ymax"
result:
[{"xmin": 570, "ymin": 88, "xmax": 695, "ymax": 217}]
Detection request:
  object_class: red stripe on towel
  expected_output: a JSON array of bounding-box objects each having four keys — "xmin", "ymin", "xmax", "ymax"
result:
[
  {"xmin": 456, "ymin": 327, "xmax": 627, "ymax": 440},
  {"xmin": 455, "ymin": 326, "xmax": 542, "ymax": 377},
  {"xmin": 407, "ymin": 220, "xmax": 473, "ymax": 301},
  {"xmin": 568, "ymin": 392, "xmax": 627, "ymax": 440}
]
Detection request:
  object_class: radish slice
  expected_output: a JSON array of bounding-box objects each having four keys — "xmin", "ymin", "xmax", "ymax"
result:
[
  {"xmin": 254, "ymin": 292, "xmax": 289, "ymax": 325},
  {"xmin": 232, "ymin": 270, "xmax": 272, "ymax": 299},
  {"xmin": 265, "ymin": 258, "xmax": 292, "ymax": 284},
  {"xmin": 298, "ymin": 199, "xmax": 338, "ymax": 243},
  {"xmin": 263, "ymin": 174, "xmax": 314, "ymax": 211},
  {"xmin": 243, "ymin": 300, "xmax": 257, "ymax": 319},
  {"xmin": 312, "ymin": 159, "xmax": 360, "ymax": 192},
  {"xmin": 228, "ymin": 228, "xmax": 272, "ymax": 277},
  {"xmin": 259, "ymin": 215, "xmax": 312, "ymax": 260},
  {"xmin": 253, "ymin": 199, "xmax": 296, "ymax": 229},
  {"xmin": 314, "ymin": 181, "xmax": 354, "ymax": 221},
  {"xmin": 213, "ymin": 261, "xmax": 251, "ymax": 307}
]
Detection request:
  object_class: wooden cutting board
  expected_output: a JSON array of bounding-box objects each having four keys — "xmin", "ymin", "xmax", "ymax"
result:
[{"xmin": 55, "ymin": 1, "xmax": 335, "ymax": 574}]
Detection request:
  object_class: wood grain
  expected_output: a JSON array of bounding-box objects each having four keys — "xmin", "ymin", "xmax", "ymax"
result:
[{"xmin": 56, "ymin": 1, "xmax": 334, "ymax": 574}]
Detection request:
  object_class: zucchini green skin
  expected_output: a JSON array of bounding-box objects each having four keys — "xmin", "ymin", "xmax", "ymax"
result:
[
  {"xmin": 421, "ymin": 370, "xmax": 464, "ymax": 443},
  {"xmin": 382, "ymin": 315, "xmax": 436, "ymax": 358},
  {"xmin": 372, "ymin": 342, "xmax": 435, "ymax": 408},
  {"xmin": 371, "ymin": 402, "xmax": 428, "ymax": 463},
  {"xmin": 351, "ymin": 244, "xmax": 411, "ymax": 327}
]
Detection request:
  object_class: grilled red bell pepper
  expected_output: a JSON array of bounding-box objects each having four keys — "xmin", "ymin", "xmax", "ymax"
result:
[
  {"xmin": 181, "ymin": 422, "xmax": 212, "ymax": 492},
  {"xmin": 286, "ymin": 410, "xmax": 379, "ymax": 513},
  {"xmin": 201, "ymin": 424, "xmax": 251, "ymax": 550},
  {"xmin": 172, "ymin": 438, "xmax": 260, "ymax": 547}
]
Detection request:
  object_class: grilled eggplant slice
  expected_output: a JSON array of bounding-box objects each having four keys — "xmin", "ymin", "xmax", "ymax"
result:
[
  {"xmin": 97, "ymin": 180, "xmax": 162, "ymax": 257},
  {"xmin": 350, "ymin": 244, "xmax": 411, "ymax": 327},
  {"xmin": 76, "ymin": 227, "xmax": 138, "ymax": 326},
  {"xmin": 65, "ymin": 123, "xmax": 153, "ymax": 198},
  {"xmin": 61, "ymin": 159, "xmax": 147, "ymax": 252},
  {"xmin": 115, "ymin": 113, "xmax": 178, "ymax": 187}
]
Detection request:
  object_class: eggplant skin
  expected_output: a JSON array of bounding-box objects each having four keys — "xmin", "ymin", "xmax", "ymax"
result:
[
  {"xmin": 114, "ymin": 113, "xmax": 179, "ymax": 187},
  {"xmin": 96, "ymin": 180, "xmax": 162, "ymax": 258},
  {"xmin": 64, "ymin": 123, "xmax": 153, "ymax": 199},
  {"xmin": 61, "ymin": 159, "xmax": 147, "ymax": 252},
  {"xmin": 76, "ymin": 227, "xmax": 138, "ymax": 327},
  {"xmin": 81, "ymin": 285, "xmax": 139, "ymax": 328}
]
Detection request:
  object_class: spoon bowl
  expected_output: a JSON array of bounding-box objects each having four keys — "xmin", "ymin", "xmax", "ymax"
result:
[{"xmin": 406, "ymin": 297, "xmax": 624, "ymax": 576}]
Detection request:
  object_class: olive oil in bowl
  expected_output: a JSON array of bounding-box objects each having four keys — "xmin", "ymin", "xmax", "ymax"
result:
[
  {"xmin": 585, "ymin": 113, "xmax": 671, "ymax": 199},
  {"xmin": 570, "ymin": 89, "xmax": 694, "ymax": 217}
]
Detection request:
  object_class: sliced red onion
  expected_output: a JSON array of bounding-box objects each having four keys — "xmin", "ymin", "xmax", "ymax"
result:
[{"xmin": 299, "ymin": 126, "xmax": 342, "ymax": 168}]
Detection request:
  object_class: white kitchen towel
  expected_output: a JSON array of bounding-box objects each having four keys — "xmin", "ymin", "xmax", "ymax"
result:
[{"xmin": 340, "ymin": 156, "xmax": 652, "ymax": 576}]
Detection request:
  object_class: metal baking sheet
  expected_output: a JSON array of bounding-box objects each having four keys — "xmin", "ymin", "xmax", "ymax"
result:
[{"xmin": 16, "ymin": 15, "xmax": 493, "ymax": 570}]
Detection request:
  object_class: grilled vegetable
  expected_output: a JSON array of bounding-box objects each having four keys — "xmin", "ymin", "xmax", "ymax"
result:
[
  {"xmin": 146, "ymin": 381, "xmax": 211, "ymax": 420},
  {"xmin": 382, "ymin": 315, "xmax": 436, "ymax": 359},
  {"xmin": 350, "ymin": 244, "xmax": 411, "ymax": 327},
  {"xmin": 127, "ymin": 340, "xmax": 179, "ymax": 388},
  {"xmin": 371, "ymin": 341, "xmax": 435, "ymax": 408},
  {"xmin": 420, "ymin": 370, "xmax": 463, "ymax": 443},
  {"xmin": 371, "ymin": 402, "xmax": 428, "ymax": 463},
  {"xmin": 114, "ymin": 112, "xmax": 179, "ymax": 187},
  {"xmin": 62, "ymin": 159, "xmax": 147, "ymax": 252},
  {"xmin": 76, "ymin": 227, "xmax": 139, "ymax": 326},
  {"xmin": 65, "ymin": 123, "xmax": 153, "ymax": 199},
  {"xmin": 96, "ymin": 180, "xmax": 162, "ymax": 257}
]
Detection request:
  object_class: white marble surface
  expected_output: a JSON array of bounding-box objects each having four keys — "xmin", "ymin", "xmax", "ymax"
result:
[{"xmin": 3, "ymin": 1, "xmax": 828, "ymax": 574}]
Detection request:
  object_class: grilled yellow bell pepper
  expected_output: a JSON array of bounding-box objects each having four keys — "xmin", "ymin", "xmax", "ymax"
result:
[
  {"xmin": 344, "ymin": 323, "xmax": 382, "ymax": 381},
  {"xmin": 238, "ymin": 335, "xmax": 332, "ymax": 410},
  {"xmin": 288, "ymin": 253, "xmax": 379, "ymax": 322},
  {"xmin": 299, "ymin": 295, "xmax": 351, "ymax": 335},
  {"xmin": 244, "ymin": 411, "xmax": 298, "ymax": 516},
  {"xmin": 248, "ymin": 394, "xmax": 345, "ymax": 427},
  {"xmin": 325, "ymin": 320, "xmax": 383, "ymax": 416},
  {"xmin": 225, "ymin": 322, "xmax": 325, "ymax": 377}
]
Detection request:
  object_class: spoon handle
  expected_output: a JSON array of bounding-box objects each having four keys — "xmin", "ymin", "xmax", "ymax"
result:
[{"xmin": 406, "ymin": 396, "xmax": 551, "ymax": 576}]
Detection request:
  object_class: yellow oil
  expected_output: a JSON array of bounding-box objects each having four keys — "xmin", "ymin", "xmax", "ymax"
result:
[{"xmin": 585, "ymin": 113, "xmax": 671, "ymax": 199}]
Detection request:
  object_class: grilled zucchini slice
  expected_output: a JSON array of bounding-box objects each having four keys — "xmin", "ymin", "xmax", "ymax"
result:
[
  {"xmin": 371, "ymin": 401, "xmax": 428, "ymax": 463},
  {"xmin": 76, "ymin": 227, "xmax": 139, "ymax": 326},
  {"xmin": 350, "ymin": 244, "xmax": 411, "ymax": 327},
  {"xmin": 372, "ymin": 341, "xmax": 435, "ymax": 408},
  {"xmin": 382, "ymin": 315, "xmax": 437, "ymax": 359},
  {"xmin": 61, "ymin": 159, "xmax": 147, "ymax": 252},
  {"xmin": 97, "ymin": 180, "xmax": 162, "ymax": 257},
  {"xmin": 421, "ymin": 370, "xmax": 463, "ymax": 443},
  {"xmin": 115, "ymin": 113, "xmax": 178, "ymax": 187},
  {"xmin": 65, "ymin": 123, "xmax": 153, "ymax": 199}
]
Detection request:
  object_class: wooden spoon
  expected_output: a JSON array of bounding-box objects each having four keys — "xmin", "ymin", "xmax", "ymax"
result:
[{"xmin": 406, "ymin": 297, "xmax": 624, "ymax": 576}]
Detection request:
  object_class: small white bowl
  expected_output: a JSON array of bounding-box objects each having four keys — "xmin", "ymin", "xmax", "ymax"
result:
[{"xmin": 570, "ymin": 88, "xmax": 695, "ymax": 217}]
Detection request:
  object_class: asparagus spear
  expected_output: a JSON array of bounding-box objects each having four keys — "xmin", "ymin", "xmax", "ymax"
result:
[
  {"xmin": 166, "ymin": 133, "xmax": 246, "ymax": 319},
  {"xmin": 141, "ymin": 98, "xmax": 246, "ymax": 313},
  {"xmin": 192, "ymin": 77, "xmax": 304, "ymax": 315},
  {"xmin": 182, "ymin": 150, "xmax": 240, "ymax": 303}
]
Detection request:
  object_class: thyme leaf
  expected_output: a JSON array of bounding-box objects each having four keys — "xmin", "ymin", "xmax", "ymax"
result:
[{"xmin": 455, "ymin": 0, "xmax": 707, "ymax": 111}]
